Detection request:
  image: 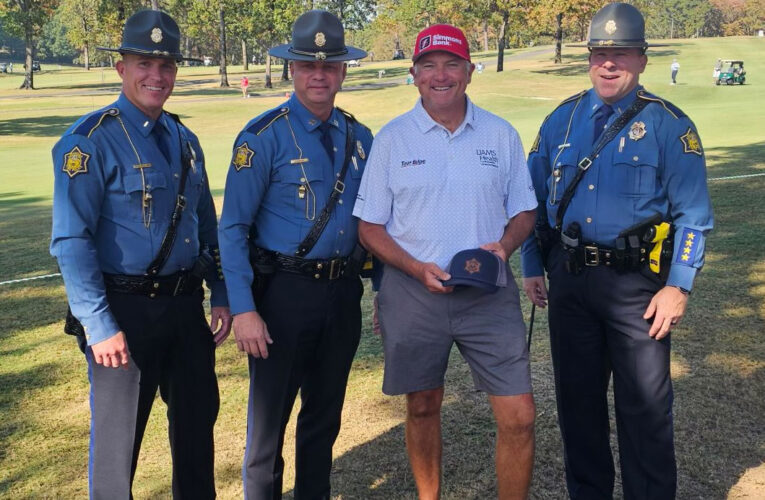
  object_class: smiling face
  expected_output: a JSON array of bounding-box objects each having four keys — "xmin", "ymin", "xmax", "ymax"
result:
[
  {"xmin": 290, "ymin": 60, "xmax": 347, "ymax": 121},
  {"xmin": 412, "ymin": 51, "xmax": 474, "ymax": 116},
  {"xmin": 589, "ymin": 47, "xmax": 647, "ymax": 104},
  {"xmin": 116, "ymin": 54, "xmax": 178, "ymax": 120}
]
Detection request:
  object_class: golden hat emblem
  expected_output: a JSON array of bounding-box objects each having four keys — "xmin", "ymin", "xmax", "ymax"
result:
[
  {"xmin": 356, "ymin": 140, "xmax": 365, "ymax": 160},
  {"xmin": 605, "ymin": 20, "xmax": 617, "ymax": 35},
  {"xmin": 464, "ymin": 258, "xmax": 481, "ymax": 274},
  {"xmin": 628, "ymin": 121, "xmax": 646, "ymax": 141},
  {"xmin": 151, "ymin": 27, "xmax": 163, "ymax": 44},
  {"xmin": 315, "ymin": 32, "xmax": 326, "ymax": 47},
  {"xmin": 63, "ymin": 146, "xmax": 90, "ymax": 178}
]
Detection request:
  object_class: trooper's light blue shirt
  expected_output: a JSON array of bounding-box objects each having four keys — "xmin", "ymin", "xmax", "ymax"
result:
[
  {"xmin": 51, "ymin": 93, "xmax": 227, "ymax": 345},
  {"xmin": 521, "ymin": 86, "xmax": 713, "ymax": 291},
  {"xmin": 219, "ymin": 94, "xmax": 373, "ymax": 315}
]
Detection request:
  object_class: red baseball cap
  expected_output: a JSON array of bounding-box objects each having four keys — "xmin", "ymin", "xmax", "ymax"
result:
[{"xmin": 412, "ymin": 24, "xmax": 471, "ymax": 63}]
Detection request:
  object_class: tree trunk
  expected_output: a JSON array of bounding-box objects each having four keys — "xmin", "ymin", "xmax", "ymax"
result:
[
  {"xmin": 265, "ymin": 54, "xmax": 272, "ymax": 88},
  {"xmin": 242, "ymin": 39, "xmax": 248, "ymax": 71},
  {"xmin": 185, "ymin": 36, "xmax": 191, "ymax": 65},
  {"xmin": 84, "ymin": 44, "xmax": 90, "ymax": 71},
  {"xmin": 20, "ymin": 29, "xmax": 34, "ymax": 90},
  {"xmin": 482, "ymin": 19, "xmax": 489, "ymax": 52},
  {"xmin": 282, "ymin": 59, "xmax": 289, "ymax": 81},
  {"xmin": 151, "ymin": 0, "xmax": 159, "ymax": 10},
  {"xmin": 496, "ymin": 12, "xmax": 508, "ymax": 72},
  {"xmin": 554, "ymin": 13, "xmax": 562, "ymax": 64},
  {"xmin": 219, "ymin": 5, "xmax": 229, "ymax": 87}
]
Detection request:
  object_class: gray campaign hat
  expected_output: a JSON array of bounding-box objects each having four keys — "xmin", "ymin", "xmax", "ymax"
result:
[
  {"xmin": 441, "ymin": 248, "xmax": 508, "ymax": 293},
  {"xmin": 570, "ymin": 2, "xmax": 667, "ymax": 49},
  {"xmin": 269, "ymin": 10, "xmax": 367, "ymax": 62},
  {"xmin": 98, "ymin": 10, "xmax": 197, "ymax": 62}
]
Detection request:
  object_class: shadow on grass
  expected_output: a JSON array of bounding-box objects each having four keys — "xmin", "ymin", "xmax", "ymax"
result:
[{"xmin": 0, "ymin": 114, "xmax": 79, "ymax": 137}]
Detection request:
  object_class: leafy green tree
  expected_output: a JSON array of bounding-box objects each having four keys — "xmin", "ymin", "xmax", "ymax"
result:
[
  {"xmin": 57, "ymin": 0, "xmax": 99, "ymax": 69},
  {"xmin": 0, "ymin": 0, "xmax": 57, "ymax": 89}
]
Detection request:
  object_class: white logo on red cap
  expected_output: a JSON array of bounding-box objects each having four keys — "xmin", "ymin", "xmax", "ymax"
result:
[{"xmin": 419, "ymin": 35, "xmax": 431, "ymax": 51}]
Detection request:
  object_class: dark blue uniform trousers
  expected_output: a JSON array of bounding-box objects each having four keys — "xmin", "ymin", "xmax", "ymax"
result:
[
  {"xmin": 80, "ymin": 290, "xmax": 219, "ymax": 499},
  {"xmin": 243, "ymin": 271, "xmax": 362, "ymax": 500},
  {"xmin": 546, "ymin": 246, "xmax": 676, "ymax": 500}
]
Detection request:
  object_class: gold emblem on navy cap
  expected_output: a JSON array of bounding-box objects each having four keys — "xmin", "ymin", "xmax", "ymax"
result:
[
  {"xmin": 233, "ymin": 142, "xmax": 255, "ymax": 171},
  {"xmin": 464, "ymin": 258, "xmax": 481, "ymax": 274},
  {"xmin": 315, "ymin": 32, "xmax": 326, "ymax": 47},
  {"xmin": 63, "ymin": 146, "xmax": 90, "ymax": 178},
  {"xmin": 680, "ymin": 128, "xmax": 703, "ymax": 156},
  {"xmin": 151, "ymin": 27, "xmax": 163, "ymax": 43},
  {"xmin": 605, "ymin": 20, "xmax": 617, "ymax": 35},
  {"xmin": 628, "ymin": 121, "xmax": 646, "ymax": 141},
  {"xmin": 356, "ymin": 140, "xmax": 365, "ymax": 160}
]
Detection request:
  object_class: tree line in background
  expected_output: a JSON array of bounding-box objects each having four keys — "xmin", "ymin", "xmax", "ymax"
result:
[{"xmin": 1, "ymin": 0, "xmax": 763, "ymax": 90}]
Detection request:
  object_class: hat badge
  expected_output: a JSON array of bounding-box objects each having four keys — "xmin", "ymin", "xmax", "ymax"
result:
[
  {"xmin": 464, "ymin": 258, "xmax": 481, "ymax": 274},
  {"xmin": 604, "ymin": 20, "xmax": 617, "ymax": 35},
  {"xmin": 151, "ymin": 27, "xmax": 163, "ymax": 43},
  {"xmin": 315, "ymin": 32, "xmax": 326, "ymax": 47}
]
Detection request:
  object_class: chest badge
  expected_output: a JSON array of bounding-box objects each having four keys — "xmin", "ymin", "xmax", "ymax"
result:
[
  {"xmin": 233, "ymin": 142, "xmax": 255, "ymax": 171},
  {"xmin": 465, "ymin": 258, "xmax": 481, "ymax": 274},
  {"xmin": 628, "ymin": 121, "xmax": 646, "ymax": 141},
  {"xmin": 62, "ymin": 146, "xmax": 90, "ymax": 178},
  {"xmin": 680, "ymin": 128, "xmax": 703, "ymax": 156},
  {"xmin": 356, "ymin": 140, "xmax": 366, "ymax": 160}
]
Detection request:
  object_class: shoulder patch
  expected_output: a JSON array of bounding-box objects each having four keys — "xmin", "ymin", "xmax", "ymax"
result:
[
  {"xmin": 62, "ymin": 146, "xmax": 90, "ymax": 178},
  {"xmin": 679, "ymin": 127, "xmax": 703, "ymax": 156},
  {"xmin": 636, "ymin": 90, "xmax": 686, "ymax": 119},
  {"xmin": 71, "ymin": 108, "xmax": 118, "ymax": 137},
  {"xmin": 245, "ymin": 107, "xmax": 289, "ymax": 136},
  {"xmin": 232, "ymin": 142, "xmax": 255, "ymax": 171},
  {"xmin": 529, "ymin": 131, "xmax": 541, "ymax": 154}
]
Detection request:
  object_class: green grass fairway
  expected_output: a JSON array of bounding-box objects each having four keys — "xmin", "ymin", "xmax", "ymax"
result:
[{"xmin": 1, "ymin": 37, "xmax": 763, "ymax": 498}]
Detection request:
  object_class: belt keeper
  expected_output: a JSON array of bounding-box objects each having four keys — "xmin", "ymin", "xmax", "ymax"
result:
[{"xmin": 333, "ymin": 180, "xmax": 345, "ymax": 194}]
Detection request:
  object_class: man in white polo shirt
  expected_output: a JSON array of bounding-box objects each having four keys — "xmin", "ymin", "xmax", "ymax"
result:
[{"xmin": 353, "ymin": 23, "xmax": 537, "ymax": 499}]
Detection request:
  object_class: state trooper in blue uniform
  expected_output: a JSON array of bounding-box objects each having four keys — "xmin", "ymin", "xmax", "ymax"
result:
[
  {"xmin": 521, "ymin": 4, "xmax": 713, "ymax": 499},
  {"xmin": 50, "ymin": 10, "xmax": 231, "ymax": 499},
  {"xmin": 218, "ymin": 10, "xmax": 373, "ymax": 500}
]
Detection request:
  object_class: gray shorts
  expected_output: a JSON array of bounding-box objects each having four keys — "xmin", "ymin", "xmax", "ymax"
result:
[{"xmin": 377, "ymin": 266, "xmax": 531, "ymax": 396}]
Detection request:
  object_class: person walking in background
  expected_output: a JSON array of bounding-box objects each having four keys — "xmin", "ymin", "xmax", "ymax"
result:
[
  {"xmin": 51, "ymin": 10, "xmax": 231, "ymax": 499},
  {"xmin": 671, "ymin": 58, "xmax": 680, "ymax": 84},
  {"xmin": 522, "ymin": 3, "xmax": 713, "ymax": 498},
  {"xmin": 355, "ymin": 23, "xmax": 537, "ymax": 499},
  {"xmin": 241, "ymin": 75, "xmax": 249, "ymax": 97},
  {"xmin": 218, "ymin": 10, "xmax": 373, "ymax": 499}
]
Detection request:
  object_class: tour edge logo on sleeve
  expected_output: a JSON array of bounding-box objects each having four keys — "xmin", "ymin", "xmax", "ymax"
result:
[{"xmin": 400, "ymin": 159, "xmax": 426, "ymax": 168}]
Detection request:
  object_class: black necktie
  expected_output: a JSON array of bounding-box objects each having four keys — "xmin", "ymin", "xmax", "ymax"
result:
[
  {"xmin": 593, "ymin": 104, "xmax": 614, "ymax": 145},
  {"xmin": 318, "ymin": 122, "xmax": 335, "ymax": 165},
  {"xmin": 153, "ymin": 124, "xmax": 171, "ymax": 165}
]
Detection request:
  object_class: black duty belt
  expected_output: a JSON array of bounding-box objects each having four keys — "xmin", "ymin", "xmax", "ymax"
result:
[
  {"xmin": 563, "ymin": 241, "xmax": 648, "ymax": 269},
  {"xmin": 269, "ymin": 251, "xmax": 349, "ymax": 280},
  {"xmin": 103, "ymin": 271, "xmax": 202, "ymax": 298}
]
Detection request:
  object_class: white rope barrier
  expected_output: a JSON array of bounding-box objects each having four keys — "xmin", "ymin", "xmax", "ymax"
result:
[{"xmin": 0, "ymin": 273, "xmax": 61, "ymax": 286}]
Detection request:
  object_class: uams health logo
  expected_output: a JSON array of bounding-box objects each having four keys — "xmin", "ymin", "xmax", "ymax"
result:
[{"xmin": 476, "ymin": 149, "xmax": 499, "ymax": 168}]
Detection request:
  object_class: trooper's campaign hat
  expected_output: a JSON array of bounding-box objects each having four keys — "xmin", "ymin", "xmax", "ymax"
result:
[
  {"xmin": 441, "ymin": 248, "xmax": 508, "ymax": 293},
  {"xmin": 269, "ymin": 10, "xmax": 367, "ymax": 62},
  {"xmin": 98, "ymin": 10, "xmax": 196, "ymax": 62},
  {"xmin": 570, "ymin": 2, "xmax": 667, "ymax": 49}
]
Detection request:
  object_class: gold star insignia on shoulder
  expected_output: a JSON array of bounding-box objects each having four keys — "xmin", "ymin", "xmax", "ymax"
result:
[
  {"xmin": 680, "ymin": 128, "xmax": 703, "ymax": 156},
  {"xmin": 465, "ymin": 258, "xmax": 481, "ymax": 274},
  {"xmin": 628, "ymin": 121, "xmax": 646, "ymax": 141},
  {"xmin": 356, "ymin": 140, "xmax": 366, "ymax": 160},
  {"xmin": 233, "ymin": 142, "xmax": 255, "ymax": 171},
  {"xmin": 529, "ymin": 132, "xmax": 541, "ymax": 154},
  {"xmin": 63, "ymin": 146, "xmax": 90, "ymax": 178}
]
